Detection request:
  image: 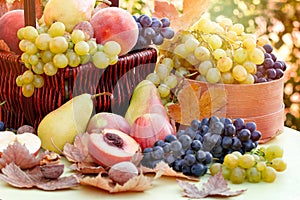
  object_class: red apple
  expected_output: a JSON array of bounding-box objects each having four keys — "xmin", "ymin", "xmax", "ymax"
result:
[
  {"xmin": 90, "ymin": 7, "xmax": 139, "ymax": 55},
  {"xmin": 88, "ymin": 129, "xmax": 140, "ymax": 167},
  {"xmin": 0, "ymin": 131, "xmax": 41, "ymax": 156},
  {"xmin": 0, "ymin": 10, "xmax": 25, "ymax": 54}
]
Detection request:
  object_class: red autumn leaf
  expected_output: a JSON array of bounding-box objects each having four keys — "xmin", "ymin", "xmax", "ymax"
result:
[
  {"xmin": 0, "ymin": 163, "xmax": 80, "ymax": 191},
  {"xmin": 177, "ymin": 171, "xmax": 247, "ymax": 198},
  {"xmin": 0, "ymin": 142, "xmax": 40, "ymax": 170},
  {"xmin": 6, "ymin": 0, "xmax": 43, "ymax": 19},
  {"xmin": 153, "ymin": 0, "xmax": 209, "ymax": 32}
]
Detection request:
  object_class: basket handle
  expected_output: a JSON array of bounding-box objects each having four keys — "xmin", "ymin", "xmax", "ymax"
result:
[{"xmin": 23, "ymin": 0, "xmax": 120, "ymax": 27}]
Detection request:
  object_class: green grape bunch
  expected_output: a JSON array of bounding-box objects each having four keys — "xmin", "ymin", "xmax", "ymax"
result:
[{"xmin": 16, "ymin": 21, "xmax": 121, "ymax": 98}]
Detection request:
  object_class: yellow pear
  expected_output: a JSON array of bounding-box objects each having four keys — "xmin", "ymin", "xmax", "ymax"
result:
[
  {"xmin": 125, "ymin": 80, "xmax": 169, "ymax": 126},
  {"xmin": 43, "ymin": 0, "xmax": 96, "ymax": 32},
  {"xmin": 37, "ymin": 93, "xmax": 95, "ymax": 154}
]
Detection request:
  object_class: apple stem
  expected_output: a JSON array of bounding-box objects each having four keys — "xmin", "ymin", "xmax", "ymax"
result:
[{"xmin": 92, "ymin": 92, "xmax": 113, "ymax": 99}]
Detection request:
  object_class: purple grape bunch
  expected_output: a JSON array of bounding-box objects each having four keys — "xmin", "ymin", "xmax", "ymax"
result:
[
  {"xmin": 254, "ymin": 44, "xmax": 287, "ymax": 83},
  {"xmin": 133, "ymin": 14, "xmax": 175, "ymax": 49}
]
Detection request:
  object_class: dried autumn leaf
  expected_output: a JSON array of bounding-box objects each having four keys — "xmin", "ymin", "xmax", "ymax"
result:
[
  {"xmin": 80, "ymin": 171, "xmax": 154, "ymax": 193},
  {"xmin": 0, "ymin": 142, "xmax": 40, "ymax": 170},
  {"xmin": 199, "ymin": 86, "xmax": 227, "ymax": 119},
  {"xmin": 153, "ymin": 0, "xmax": 209, "ymax": 32},
  {"xmin": 141, "ymin": 161, "xmax": 200, "ymax": 181},
  {"xmin": 0, "ymin": 39, "xmax": 10, "ymax": 52},
  {"xmin": 0, "ymin": 163, "xmax": 80, "ymax": 191},
  {"xmin": 69, "ymin": 162, "xmax": 106, "ymax": 174},
  {"xmin": 167, "ymin": 80, "xmax": 202, "ymax": 125},
  {"xmin": 177, "ymin": 171, "xmax": 247, "ymax": 198},
  {"xmin": 167, "ymin": 80, "xmax": 227, "ymax": 125},
  {"xmin": 63, "ymin": 133, "xmax": 94, "ymax": 163}
]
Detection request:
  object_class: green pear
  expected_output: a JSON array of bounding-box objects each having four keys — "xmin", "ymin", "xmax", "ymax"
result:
[
  {"xmin": 125, "ymin": 80, "xmax": 169, "ymax": 126},
  {"xmin": 37, "ymin": 93, "xmax": 95, "ymax": 154}
]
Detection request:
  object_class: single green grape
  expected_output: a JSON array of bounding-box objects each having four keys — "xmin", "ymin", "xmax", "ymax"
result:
[
  {"xmin": 217, "ymin": 56, "xmax": 233, "ymax": 72},
  {"xmin": 32, "ymin": 75, "xmax": 44, "ymax": 88},
  {"xmin": 146, "ymin": 73, "xmax": 161, "ymax": 86},
  {"xmin": 92, "ymin": 51, "xmax": 109, "ymax": 69},
  {"xmin": 230, "ymin": 167, "xmax": 246, "ymax": 184},
  {"xmin": 206, "ymin": 68, "xmax": 221, "ymax": 83},
  {"xmin": 71, "ymin": 29, "xmax": 85, "ymax": 44},
  {"xmin": 22, "ymin": 70, "xmax": 34, "ymax": 84},
  {"xmin": 158, "ymin": 83, "xmax": 170, "ymax": 98},
  {"xmin": 48, "ymin": 21, "xmax": 66, "ymax": 37},
  {"xmin": 246, "ymin": 167, "xmax": 262, "ymax": 183},
  {"xmin": 262, "ymin": 166, "xmax": 276, "ymax": 183},
  {"xmin": 43, "ymin": 62, "xmax": 58, "ymax": 76},
  {"xmin": 238, "ymin": 154, "xmax": 256, "ymax": 169},
  {"xmin": 103, "ymin": 41, "xmax": 121, "ymax": 56},
  {"xmin": 49, "ymin": 36, "xmax": 68, "ymax": 54},
  {"xmin": 53, "ymin": 53, "xmax": 68, "ymax": 68},
  {"xmin": 223, "ymin": 154, "xmax": 239, "ymax": 169},
  {"xmin": 22, "ymin": 26, "xmax": 38, "ymax": 42},
  {"xmin": 22, "ymin": 83, "xmax": 35, "ymax": 98},
  {"xmin": 35, "ymin": 33, "xmax": 51, "ymax": 51},
  {"xmin": 74, "ymin": 41, "xmax": 90, "ymax": 56}
]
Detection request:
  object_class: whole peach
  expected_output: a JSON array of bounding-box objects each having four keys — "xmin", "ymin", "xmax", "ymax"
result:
[
  {"xmin": 0, "ymin": 10, "xmax": 25, "ymax": 54},
  {"xmin": 90, "ymin": 7, "xmax": 139, "ymax": 55}
]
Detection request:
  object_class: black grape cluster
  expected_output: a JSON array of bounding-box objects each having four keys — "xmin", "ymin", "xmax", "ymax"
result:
[
  {"xmin": 200, "ymin": 116, "xmax": 262, "ymax": 163},
  {"xmin": 133, "ymin": 14, "xmax": 175, "ymax": 49},
  {"xmin": 254, "ymin": 44, "xmax": 287, "ymax": 83},
  {"xmin": 141, "ymin": 116, "xmax": 262, "ymax": 177},
  {"xmin": 141, "ymin": 130, "xmax": 213, "ymax": 177}
]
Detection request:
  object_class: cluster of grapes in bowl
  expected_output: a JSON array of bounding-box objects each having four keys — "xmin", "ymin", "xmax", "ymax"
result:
[
  {"xmin": 254, "ymin": 44, "xmax": 287, "ymax": 83},
  {"xmin": 133, "ymin": 14, "xmax": 175, "ymax": 49},
  {"xmin": 141, "ymin": 116, "xmax": 262, "ymax": 177}
]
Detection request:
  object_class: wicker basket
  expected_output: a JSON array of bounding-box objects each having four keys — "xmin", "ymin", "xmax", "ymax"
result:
[{"xmin": 0, "ymin": 0, "xmax": 157, "ymax": 129}]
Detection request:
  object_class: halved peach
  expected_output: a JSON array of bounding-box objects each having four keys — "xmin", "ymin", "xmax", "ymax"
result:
[{"xmin": 88, "ymin": 129, "xmax": 140, "ymax": 167}]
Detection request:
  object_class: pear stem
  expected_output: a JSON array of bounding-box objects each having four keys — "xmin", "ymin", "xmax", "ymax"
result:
[{"xmin": 92, "ymin": 92, "xmax": 113, "ymax": 99}]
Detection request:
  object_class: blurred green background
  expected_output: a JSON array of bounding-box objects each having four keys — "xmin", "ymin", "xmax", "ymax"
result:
[{"xmin": 121, "ymin": 0, "xmax": 300, "ymax": 131}]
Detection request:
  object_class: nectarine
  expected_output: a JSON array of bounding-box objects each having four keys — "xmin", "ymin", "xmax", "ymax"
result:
[
  {"xmin": 90, "ymin": 7, "xmax": 139, "ymax": 55},
  {"xmin": 0, "ymin": 10, "xmax": 25, "ymax": 54}
]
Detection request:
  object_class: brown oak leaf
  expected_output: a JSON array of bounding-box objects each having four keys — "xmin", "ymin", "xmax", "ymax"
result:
[
  {"xmin": 80, "ymin": 171, "xmax": 154, "ymax": 193},
  {"xmin": 0, "ymin": 142, "xmax": 40, "ymax": 170},
  {"xmin": 141, "ymin": 161, "xmax": 200, "ymax": 181},
  {"xmin": 153, "ymin": 0, "xmax": 209, "ymax": 32},
  {"xmin": 63, "ymin": 133, "xmax": 94, "ymax": 163},
  {"xmin": 177, "ymin": 171, "xmax": 247, "ymax": 198},
  {"xmin": 0, "ymin": 163, "xmax": 79, "ymax": 191}
]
